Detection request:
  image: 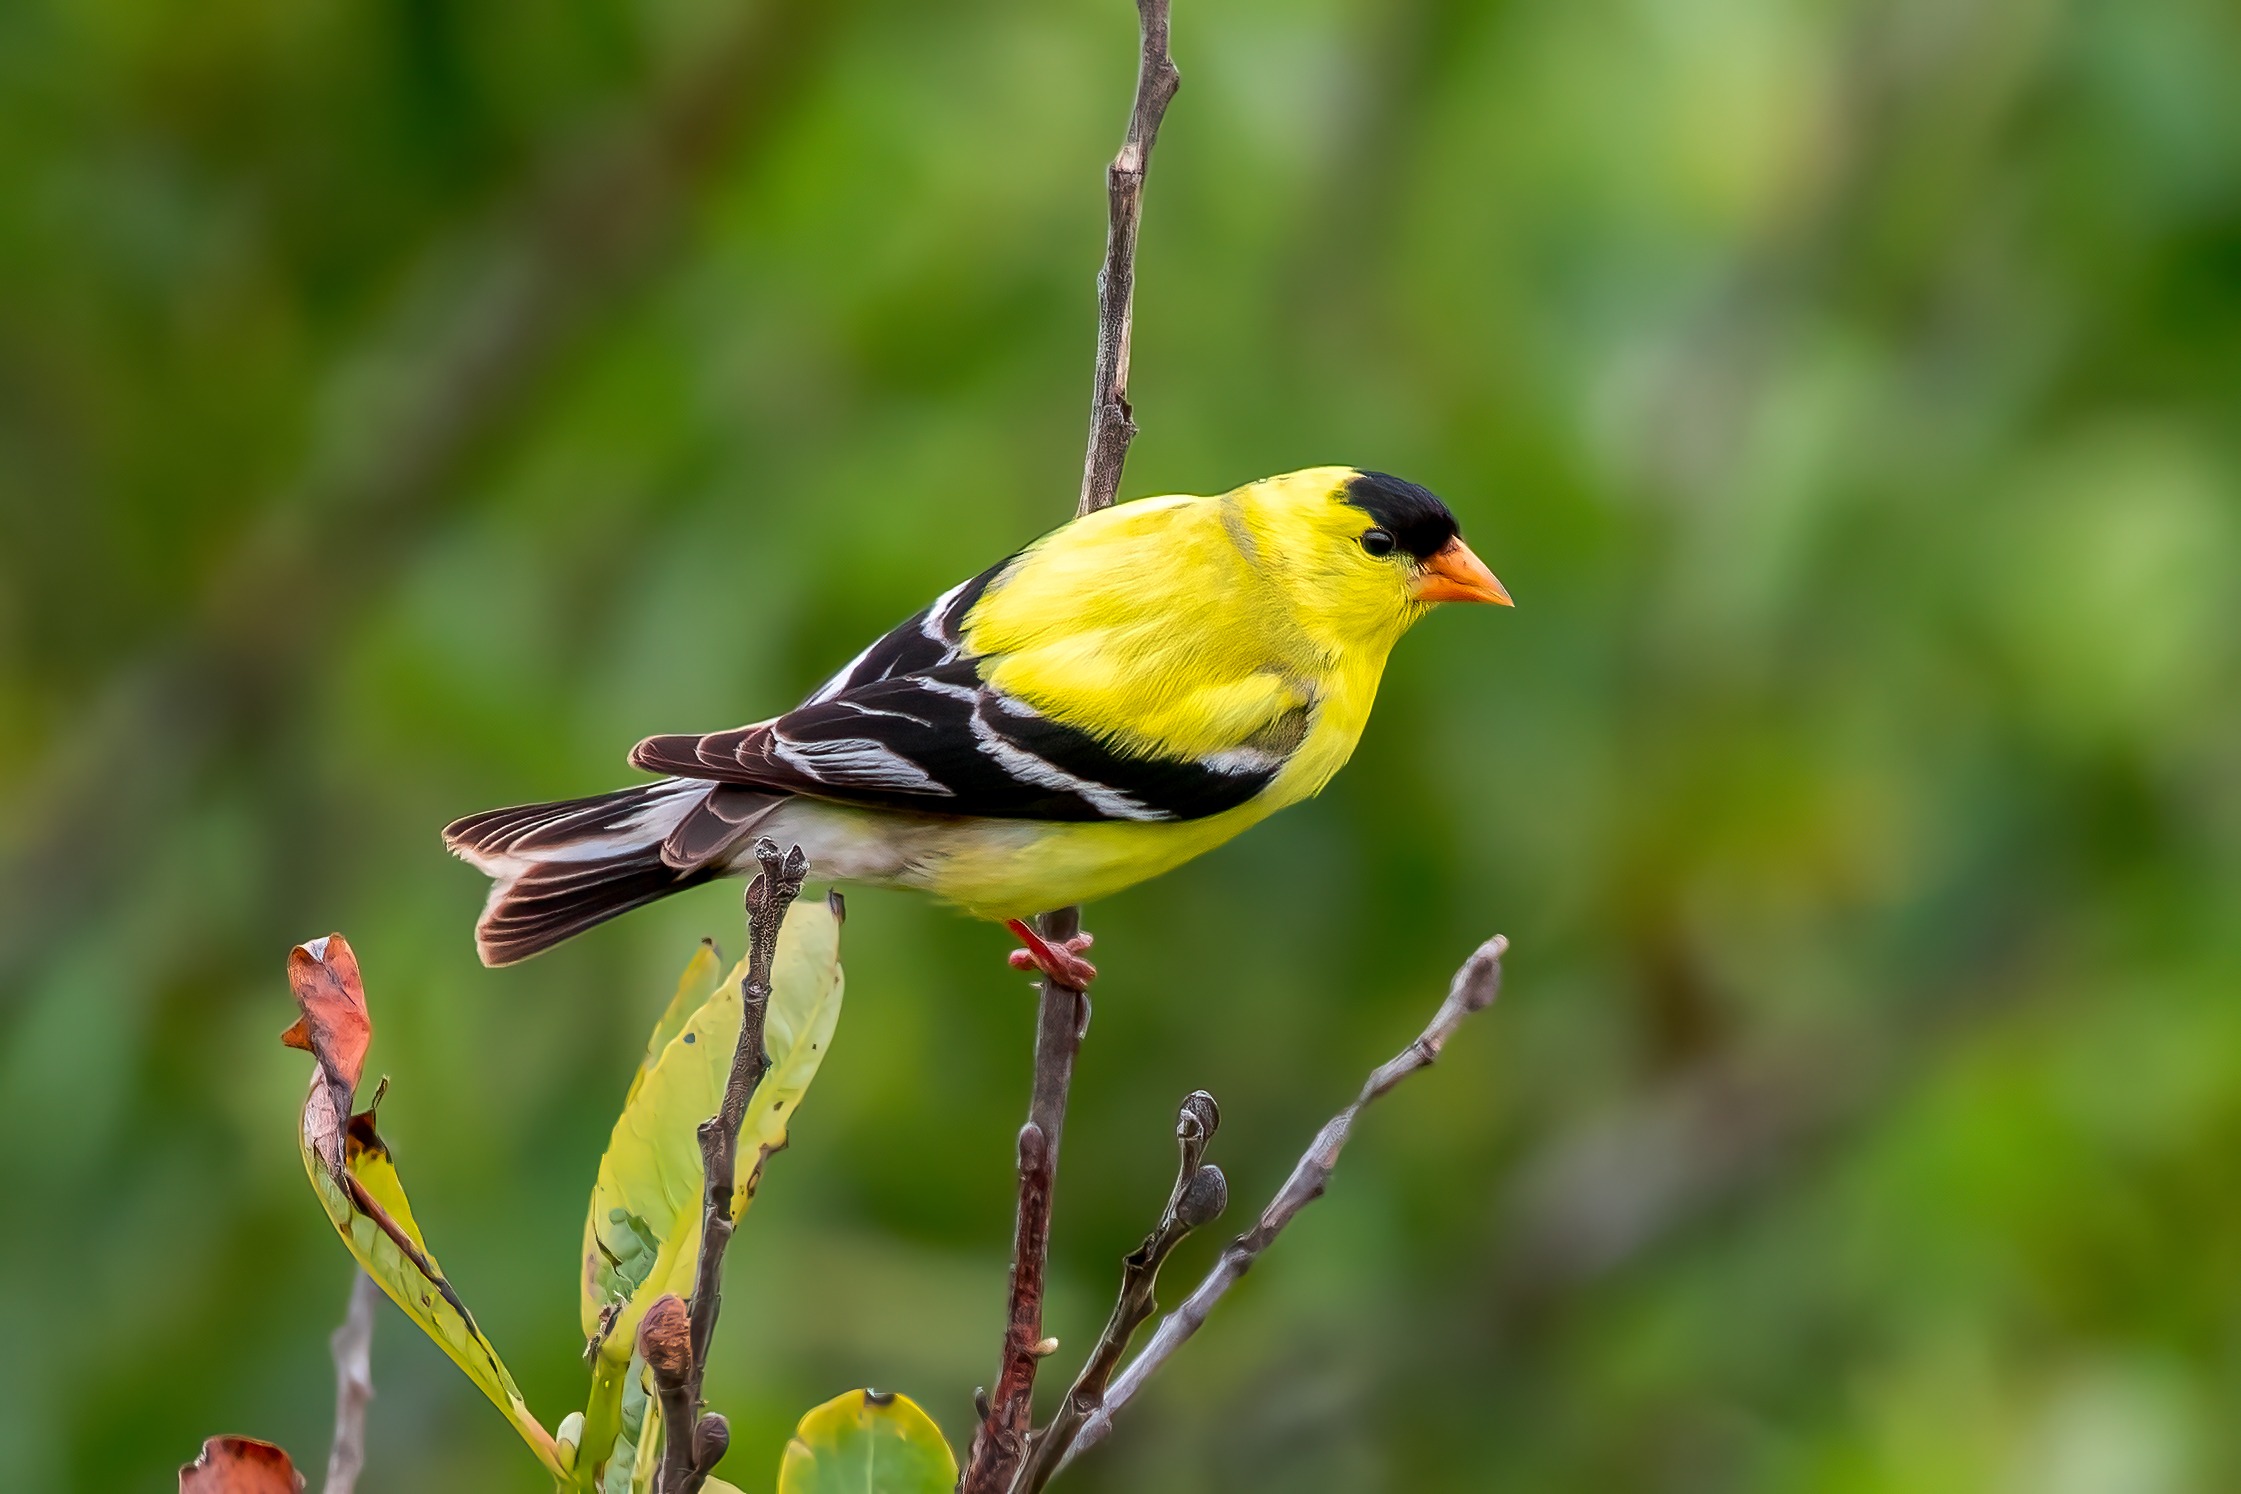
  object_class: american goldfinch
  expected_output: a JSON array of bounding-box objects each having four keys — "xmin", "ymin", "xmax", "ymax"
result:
[{"xmin": 445, "ymin": 467, "xmax": 1509, "ymax": 972}]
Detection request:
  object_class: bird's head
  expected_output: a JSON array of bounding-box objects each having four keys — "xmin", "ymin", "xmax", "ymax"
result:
[{"xmin": 1238, "ymin": 467, "xmax": 1511, "ymax": 646}]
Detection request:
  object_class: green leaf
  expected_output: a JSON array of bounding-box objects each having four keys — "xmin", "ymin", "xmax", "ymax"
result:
[
  {"xmin": 622, "ymin": 1374, "xmax": 658, "ymax": 1494},
  {"xmin": 626, "ymin": 939, "xmax": 725, "ymax": 1109},
  {"xmin": 576, "ymin": 1352, "xmax": 631, "ymax": 1492},
  {"xmin": 580, "ymin": 897, "xmax": 846, "ymax": 1364},
  {"xmin": 777, "ymin": 1390, "xmax": 957, "ymax": 1494},
  {"xmin": 588, "ymin": 1357, "xmax": 658, "ymax": 1494},
  {"xmin": 285, "ymin": 935, "xmax": 565, "ymax": 1481}
]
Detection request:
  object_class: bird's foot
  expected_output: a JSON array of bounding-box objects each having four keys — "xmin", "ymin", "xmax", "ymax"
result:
[{"xmin": 1005, "ymin": 919, "xmax": 1097, "ymax": 989}]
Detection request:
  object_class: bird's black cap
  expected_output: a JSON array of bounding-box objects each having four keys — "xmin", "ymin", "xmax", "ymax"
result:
[{"xmin": 1342, "ymin": 471, "xmax": 1460, "ymax": 561}]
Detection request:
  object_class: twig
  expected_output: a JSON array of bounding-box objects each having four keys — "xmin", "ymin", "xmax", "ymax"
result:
[
  {"xmin": 964, "ymin": 909, "xmax": 1086, "ymax": 1492},
  {"xmin": 964, "ymin": 5, "xmax": 1179, "ymax": 1485},
  {"xmin": 1063, "ymin": 935, "xmax": 1507, "ymax": 1468},
  {"xmin": 687, "ymin": 841, "xmax": 805, "ymax": 1379},
  {"xmin": 1009, "ymin": 1093, "xmax": 1227, "ymax": 1494},
  {"xmin": 659, "ymin": 839, "xmax": 805, "ymax": 1493},
  {"xmin": 1078, "ymin": 0, "xmax": 1182, "ymax": 519},
  {"xmin": 321, "ymin": 1272, "xmax": 378, "ymax": 1494}
]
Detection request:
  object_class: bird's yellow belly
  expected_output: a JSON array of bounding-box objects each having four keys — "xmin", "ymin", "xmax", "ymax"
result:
[
  {"xmin": 910, "ymin": 807, "xmax": 1278, "ymax": 919},
  {"xmin": 748, "ymin": 796, "xmax": 1231, "ymax": 918}
]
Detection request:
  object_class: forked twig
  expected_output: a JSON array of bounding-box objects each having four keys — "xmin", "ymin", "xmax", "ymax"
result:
[
  {"xmin": 1062, "ymin": 936, "xmax": 1508, "ymax": 1468},
  {"xmin": 1009, "ymin": 1093, "xmax": 1228, "ymax": 1493}
]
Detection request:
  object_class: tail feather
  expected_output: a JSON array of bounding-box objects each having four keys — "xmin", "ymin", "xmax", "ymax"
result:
[
  {"xmin": 473, "ymin": 850, "xmax": 715, "ymax": 966},
  {"xmin": 443, "ymin": 778, "xmax": 776, "ymax": 966},
  {"xmin": 444, "ymin": 779, "xmax": 703, "ymax": 864}
]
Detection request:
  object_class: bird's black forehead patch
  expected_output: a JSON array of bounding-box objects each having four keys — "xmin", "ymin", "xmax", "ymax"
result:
[{"xmin": 1342, "ymin": 471, "xmax": 1460, "ymax": 561}]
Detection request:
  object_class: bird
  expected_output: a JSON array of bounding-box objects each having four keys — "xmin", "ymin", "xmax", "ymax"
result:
[{"xmin": 443, "ymin": 467, "xmax": 1510, "ymax": 982}]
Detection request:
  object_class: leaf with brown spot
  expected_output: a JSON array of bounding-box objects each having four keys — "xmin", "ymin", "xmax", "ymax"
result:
[{"xmin": 178, "ymin": 1436, "xmax": 304, "ymax": 1493}]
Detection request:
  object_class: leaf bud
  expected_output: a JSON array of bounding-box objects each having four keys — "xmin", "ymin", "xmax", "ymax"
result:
[
  {"xmin": 637, "ymin": 1293, "xmax": 693, "ymax": 1380},
  {"xmin": 1177, "ymin": 1090, "xmax": 1221, "ymax": 1143},
  {"xmin": 1179, "ymin": 1163, "xmax": 1228, "ymax": 1229},
  {"xmin": 694, "ymin": 1412, "xmax": 731, "ymax": 1471}
]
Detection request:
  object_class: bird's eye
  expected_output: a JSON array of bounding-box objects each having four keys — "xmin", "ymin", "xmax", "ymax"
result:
[{"xmin": 1360, "ymin": 528, "xmax": 1397, "ymax": 557}]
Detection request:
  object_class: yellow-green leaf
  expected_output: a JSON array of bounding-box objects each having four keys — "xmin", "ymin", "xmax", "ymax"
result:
[
  {"xmin": 285, "ymin": 934, "xmax": 564, "ymax": 1481},
  {"xmin": 580, "ymin": 896, "xmax": 845, "ymax": 1361},
  {"xmin": 581, "ymin": 1357, "xmax": 666, "ymax": 1494},
  {"xmin": 577, "ymin": 1352, "xmax": 632, "ymax": 1492},
  {"xmin": 777, "ymin": 1390, "xmax": 957, "ymax": 1494},
  {"xmin": 625, "ymin": 939, "xmax": 724, "ymax": 1110},
  {"xmin": 625, "ymin": 1389, "xmax": 658, "ymax": 1494}
]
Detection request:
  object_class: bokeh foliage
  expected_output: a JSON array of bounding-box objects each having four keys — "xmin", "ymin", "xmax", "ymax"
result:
[{"xmin": 2, "ymin": 0, "xmax": 2239, "ymax": 1489}]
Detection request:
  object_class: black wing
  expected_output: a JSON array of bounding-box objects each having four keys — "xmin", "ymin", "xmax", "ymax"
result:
[{"xmin": 628, "ymin": 561, "xmax": 1307, "ymax": 823}]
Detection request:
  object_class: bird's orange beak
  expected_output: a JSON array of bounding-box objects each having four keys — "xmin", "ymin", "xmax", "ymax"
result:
[{"xmin": 1413, "ymin": 537, "xmax": 1513, "ymax": 605}]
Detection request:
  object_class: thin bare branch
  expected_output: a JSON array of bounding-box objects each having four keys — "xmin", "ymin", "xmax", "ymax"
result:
[
  {"xmin": 1078, "ymin": 0, "xmax": 1181, "ymax": 519},
  {"xmin": 964, "ymin": 908, "xmax": 1087, "ymax": 1492},
  {"xmin": 660, "ymin": 839, "xmax": 806, "ymax": 1494},
  {"xmin": 1022, "ymin": 905, "xmax": 1090, "ymax": 1173},
  {"xmin": 687, "ymin": 841, "xmax": 805, "ymax": 1376},
  {"xmin": 968, "ymin": 4, "xmax": 1180, "ymax": 1485},
  {"xmin": 1010, "ymin": 1093, "xmax": 1227, "ymax": 1493},
  {"xmin": 1063, "ymin": 935, "xmax": 1507, "ymax": 1468},
  {"xmin": 320, "ymin": 1272, "xmax": 378, "ymax": 1494}
]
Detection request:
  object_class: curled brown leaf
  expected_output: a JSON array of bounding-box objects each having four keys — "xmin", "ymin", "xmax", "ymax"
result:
[
  {"xmin": 284, "ymin": 934, "xmax": 372, "ymax": 1175},
  {"xmin": 284, "ymin": 934, "xmax": 369, "ymax": 1082},
  {"xmin": 179, "ymin": 1435, "xmax": 304, "ymax": 1493}
]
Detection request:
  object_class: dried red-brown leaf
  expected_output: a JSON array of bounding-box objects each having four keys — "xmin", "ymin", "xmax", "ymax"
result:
[
  {"xmin": 286, "ymin": 934, "xmax": 371, "ymax": 1177},
  {"xmin": 284, "ymin": 934, "xmax": 370, "ymax": 1085},
  {"xmin": 178, "ymin": 1435, "xmax": 304, "ymax": 1493}
]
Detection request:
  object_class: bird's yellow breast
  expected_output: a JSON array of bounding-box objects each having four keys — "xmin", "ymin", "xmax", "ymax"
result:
[
  {"xmin": 960, "ymin": 486, "xmax": 1401, "ymax": 769},
  {"xmin": 964, "ymin": 498, "xmax": 1294, "ymax": 755}
]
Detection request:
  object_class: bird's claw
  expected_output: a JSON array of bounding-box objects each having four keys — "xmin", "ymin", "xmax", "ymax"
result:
[{"xmin": 1005, "ymin": 920, "xmax": 1097, "ymax": 989}]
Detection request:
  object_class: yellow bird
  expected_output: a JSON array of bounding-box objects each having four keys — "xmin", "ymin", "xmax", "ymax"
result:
[{"xmin": 444, "ymin": 467, "xmax": 1510, "ymax": 981}]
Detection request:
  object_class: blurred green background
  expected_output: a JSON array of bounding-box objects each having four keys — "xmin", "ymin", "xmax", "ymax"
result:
[{"xmin": 4, "ymin": 0, "xmax": 2239, "ymax": 1488}]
